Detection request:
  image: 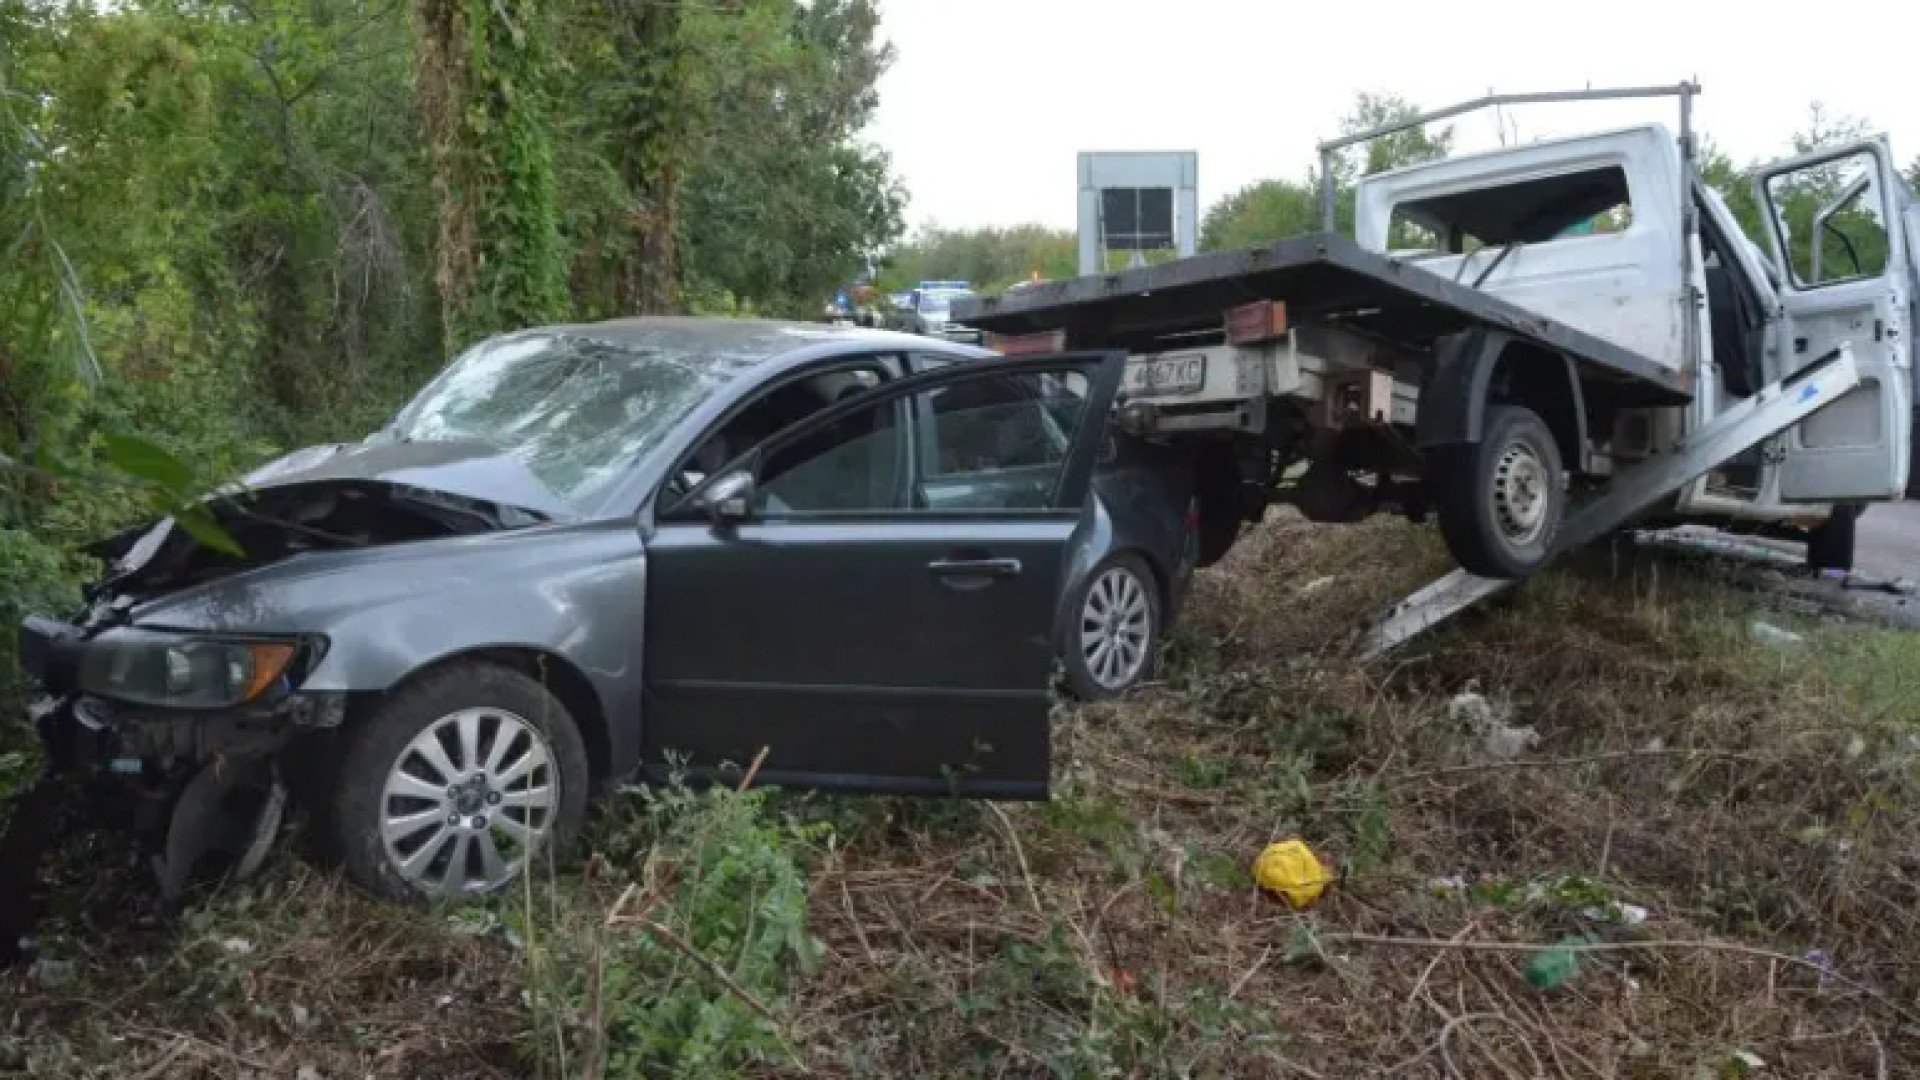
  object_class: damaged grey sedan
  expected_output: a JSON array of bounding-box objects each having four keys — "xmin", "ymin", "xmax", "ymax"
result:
[{"xmin": 9, "ymin": 319, "xmax": 1197, "ymax": 905}]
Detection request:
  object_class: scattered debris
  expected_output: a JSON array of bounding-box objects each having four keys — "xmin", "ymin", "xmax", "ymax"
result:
[
  {"xmin": 30, "ymin": 957, "xmax": 74, "ymax": 988},
  {"xmin": 1298, "ymin": 575, "xmax": 1336, "ymax": 596},
  {"xmin": 1447, "ymin": 691, "xmax": 1540, "ymax": 760},
  {"xmin": 1252, "ymin": 839, "xmax": 1329, "ymax": 909},
  {"xmin": 1524, "ymin": 935, "xmax": 1596, "ymax": 990},
  {"xmin": 1583, "ymin": 901, "xmax": 1650, "ymax": 926},
  {"xmin": 1805, "ymin": 948, "xmax": 1836, "ymax": 991},
  {"xmin": 1749, "ymin": 620, "xmax": 1806, "ymax": 648},
  {"xmin": 218, "ymin": 936, "xmax": 254, "ymax": 956}
]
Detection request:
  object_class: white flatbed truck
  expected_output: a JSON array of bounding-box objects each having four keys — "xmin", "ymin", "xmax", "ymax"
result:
[{"xmin": 954, "ymin": 84, "xmax": 1918, "ymax": 653}]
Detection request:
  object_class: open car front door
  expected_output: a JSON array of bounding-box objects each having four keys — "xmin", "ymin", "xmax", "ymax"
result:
[
  {"xmin": 641, "ymin": 352, "xmax": 1125, "ymax": 798},
  {"xmin": 1756, "ymin": 137, "xmax": 1914, "ymax": 502}
]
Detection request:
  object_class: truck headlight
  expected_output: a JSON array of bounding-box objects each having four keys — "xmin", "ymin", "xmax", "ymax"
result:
[{"xmin": 78, "ymin": 629, "xmax": 311, "ymax": 709}]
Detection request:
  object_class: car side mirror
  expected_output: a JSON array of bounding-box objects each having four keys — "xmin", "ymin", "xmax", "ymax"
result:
[{"xmin": 702, "ymin": 469, "xmax": 757, "ymax": 526}]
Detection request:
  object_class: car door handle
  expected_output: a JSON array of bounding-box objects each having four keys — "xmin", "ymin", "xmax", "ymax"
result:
[{"xmin": 927, "ymin": 557, "xmax": 1023, "ymax": 579}]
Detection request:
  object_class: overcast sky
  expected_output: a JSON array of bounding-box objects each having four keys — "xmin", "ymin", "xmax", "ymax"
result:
[{"xmin": 866, "ymin": 0, "xmax": 1920, "ymax": 233}]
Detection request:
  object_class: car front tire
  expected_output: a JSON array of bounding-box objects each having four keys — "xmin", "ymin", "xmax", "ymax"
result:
[
  {"xmin": 330, "ymin": 661, "xmax": 590, "ymax": 901},
  {"xmin": 1061, "ymin": 553, "xmax": 1161, "ymax": 700}
]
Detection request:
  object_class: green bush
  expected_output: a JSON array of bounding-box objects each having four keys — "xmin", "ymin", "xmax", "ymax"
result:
[{"xmin": 529, "ymin": 784, "xmax": 825, "ymax": 1078}]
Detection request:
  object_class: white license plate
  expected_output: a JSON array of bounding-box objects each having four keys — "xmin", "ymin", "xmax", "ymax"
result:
[{"xmin": 1125, "ymin": 353, "xmax": 1206, "ymax": 395}]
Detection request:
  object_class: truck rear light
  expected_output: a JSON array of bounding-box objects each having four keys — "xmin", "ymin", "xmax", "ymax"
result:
[
  {"xmin": 1225, "ymin": 300, "xmax": 1288, "ymax": 345},
  {"xmin": 987, "ymin": 329, "xmax": 1066, "ymax": 356}
]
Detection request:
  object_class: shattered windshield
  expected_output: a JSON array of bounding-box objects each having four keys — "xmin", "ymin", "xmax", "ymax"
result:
[{"xmin": 383, "ymin": 330, "xmax": 733, "ymax": 509}]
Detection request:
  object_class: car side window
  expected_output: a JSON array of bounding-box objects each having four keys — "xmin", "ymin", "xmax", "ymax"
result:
[
  {"xmin": 758, "ymin": 397, "xmax": 909, "ymax": 513},
  {"xmin": 916, "ymin": 371, "xmax": 1090, "ymax": 511},
  {"xmin": 665, "ymin": 362, "xmax": 889, "ymax": 512},
  {"xmin": 695, "ymin": 368, "xmax": 1095, "ymax": 519}
]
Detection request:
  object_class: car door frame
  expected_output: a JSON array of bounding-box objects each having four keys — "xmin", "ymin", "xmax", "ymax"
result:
[
  {"xmin": 637, "ymin": 350, "xmax": 1128, "ymax": 795},
  {"xmin": 1753, "ymin": 137, "xmax": 1914, "ymax": 503}
]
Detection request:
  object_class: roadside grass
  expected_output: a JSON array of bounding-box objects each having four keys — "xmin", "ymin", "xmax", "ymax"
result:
[{"xmin": 6, "ymin": 512, "xmax": 1920, "ymax": 1077}]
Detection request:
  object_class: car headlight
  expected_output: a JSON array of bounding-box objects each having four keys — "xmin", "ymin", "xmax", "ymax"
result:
[{"xmin": 78, "ymin": 629, "xmax": 310, "ymax": 709}]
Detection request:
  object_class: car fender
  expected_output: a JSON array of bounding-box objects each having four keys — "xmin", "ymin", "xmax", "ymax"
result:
[
  {"xmin": 126, "ymin": 520, "xmax": 650, "ymax": 778},
  {"xmin": 1052, "ymin": 497, "xmax": 1116, "ymax": 651}
]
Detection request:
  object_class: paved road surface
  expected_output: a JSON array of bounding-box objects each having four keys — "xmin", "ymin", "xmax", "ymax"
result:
[{"xmin": 1856, "ymin": 500, "xmax": 1920, "ymax": 582}]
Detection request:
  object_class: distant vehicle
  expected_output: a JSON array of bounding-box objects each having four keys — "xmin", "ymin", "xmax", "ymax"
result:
[
  {"xmin": 822, "ymin": 283, "xmax": 881, "ymax": 328},
  {"xmin": 12, "ymin": 318, "xmax": 1197, "ymax": 902},
  {"xmin": 892, "ymin": 285, "xmax": 982, "ymax": 343}
]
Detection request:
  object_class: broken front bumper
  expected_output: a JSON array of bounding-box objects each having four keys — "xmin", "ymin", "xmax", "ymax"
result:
[{"xmin": 8, "ymin": 612, "xmax": 348, "ymax": 909}]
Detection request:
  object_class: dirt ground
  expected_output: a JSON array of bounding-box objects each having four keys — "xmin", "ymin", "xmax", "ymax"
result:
[{"xmin": 6, "ymin": 513, "xmax": 1920, "ymax": 1079}]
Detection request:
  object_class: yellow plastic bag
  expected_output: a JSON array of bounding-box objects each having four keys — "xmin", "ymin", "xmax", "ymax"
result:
[{"xmin": 1252, "ymin": 839, "xmax": 1329, "ymax": 909}]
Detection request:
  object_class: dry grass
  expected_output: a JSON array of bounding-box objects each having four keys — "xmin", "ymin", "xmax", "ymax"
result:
[
  {"xmin": 7, "ymin": 512, "xmax": 1920, "ymax": 1078},
  {"xmin": 2, "ymin": 864, "xmax": 526, "ymax": 1078}
]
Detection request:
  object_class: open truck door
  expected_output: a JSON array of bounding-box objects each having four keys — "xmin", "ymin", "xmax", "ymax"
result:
[
  {"xmin": 1908, "ymin": 196, "xmax": 1920, "ymax": 497},
  {"xmin": 1756, "ymin": 138, "xmax": 1913, "ymax": 502}
]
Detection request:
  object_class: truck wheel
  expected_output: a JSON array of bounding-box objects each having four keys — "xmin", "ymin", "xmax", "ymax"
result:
[
  {"xmin": 1432, "ymin": 404, "xmax": 1565, "ymax": 579},
  {"xmin": 1805, "ymin": 504, "xmax": 1859, "ymax": 573},
  {"xmin": 329, "ymin": 662, "xmax": 590, "ymax": 901}
]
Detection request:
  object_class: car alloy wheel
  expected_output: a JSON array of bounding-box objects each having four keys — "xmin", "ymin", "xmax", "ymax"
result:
[
  {"xmin": 379, "ymin": 706, "xmax": 558, "ymax": 896},
  {"xmin": 1080, "ymin": 563, "xmax": 1153, "ymax": 692}
]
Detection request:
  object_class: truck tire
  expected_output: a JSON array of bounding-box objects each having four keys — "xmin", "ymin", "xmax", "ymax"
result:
[
  {"xmin": 1805, "ymin": 503, "xmax": 1859, "ymax": 573},
  {"xmin": 1431, "ymin": 404, "xmax": 1566, "ymax": 579}
]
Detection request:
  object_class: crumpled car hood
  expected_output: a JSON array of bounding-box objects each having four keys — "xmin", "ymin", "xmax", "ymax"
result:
[
  {"xmin": 95, "ymin": 438, "xmax": 577, "ymax": 600},
  {"xmin": 234, "ymin": 438, "xmax": 575, "ymax": 521}
]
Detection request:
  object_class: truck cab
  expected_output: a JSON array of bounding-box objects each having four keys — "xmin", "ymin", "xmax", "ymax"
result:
[{"xmin": 1354, "ymin": 125, "xmax": 1915, "ymax": 551}]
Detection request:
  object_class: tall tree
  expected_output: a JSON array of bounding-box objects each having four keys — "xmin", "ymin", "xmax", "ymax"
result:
[
  {"xmin": 678, "ymin": 0, "xmax": 902, "ymax": 311},
  {"xmin": 609, "ymin": 0, "xmax": 698, "ymax": 313},
  {"xmin": 1200, "ymin": 180, "xmax": 1316, "ymax": 251},
  {"xmin": 1201, "ymin": 91, "xmax": 1451, "ymax": 252},
  {"xmin": 1335, "ymin": 92, "xmax": 1453, "ymax": 181},
  {"xmin": 413, "ymin": 0, "xmax": 566, "ymax": 350},
  {"xmin": 879, "ymin": 225, "xmax": 1076, "ymax": 292}
]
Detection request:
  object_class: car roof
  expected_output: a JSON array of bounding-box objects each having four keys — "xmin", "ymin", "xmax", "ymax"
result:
[{"xmin": 549, "ymin": 315, "xmax": 985, "ymax": 366}]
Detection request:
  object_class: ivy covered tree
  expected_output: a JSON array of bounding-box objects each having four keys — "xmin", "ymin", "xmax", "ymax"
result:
[
  {"xmin": 414, "ymin": 0, "xmax": 568, "ymax": 349},
  {"xmin": 0, "ymin": 0, "xmax": 908, "ymax": 749}
]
